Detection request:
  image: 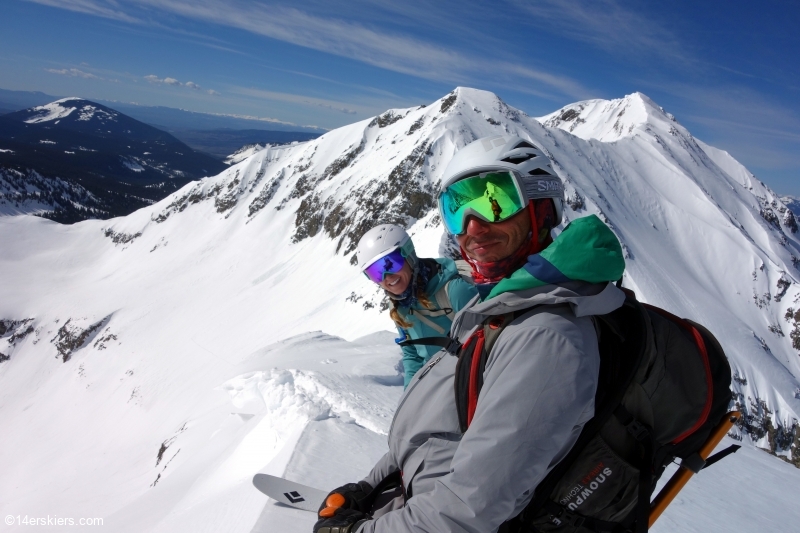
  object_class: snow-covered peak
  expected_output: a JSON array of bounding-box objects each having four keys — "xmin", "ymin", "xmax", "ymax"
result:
[
  {"xmin": 23, "ymin": 99, "xmax": 80, "ymax": 123},
  {"xmin": 22, "ymin": 98, "xmax": 120, "ymax": 124},
  {"xmin": 537, "ymin": 91, "xmax": 679, "ymax": 142}
]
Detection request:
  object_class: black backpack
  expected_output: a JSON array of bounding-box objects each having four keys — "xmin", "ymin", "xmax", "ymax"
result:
[{"xmin": 410, "ymin": 287, "xmax": 734, "ymax": 533}]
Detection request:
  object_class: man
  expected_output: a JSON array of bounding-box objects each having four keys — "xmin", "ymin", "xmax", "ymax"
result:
[{"xmin": 314, "ymin": 136, "xmax": 626, "ymax": 533}]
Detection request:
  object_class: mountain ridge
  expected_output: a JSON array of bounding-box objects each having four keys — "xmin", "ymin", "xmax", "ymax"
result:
[
  {"xmin": 0, "ymin": 86, "xmax": 798, "ymax": 532},
  {"xmin": 0, "ymin": 98, "xmax": 227, "ymax": 222}
]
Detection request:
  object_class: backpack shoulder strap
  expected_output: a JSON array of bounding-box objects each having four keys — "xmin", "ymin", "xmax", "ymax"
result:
[
  {"xmin": 435, "ymin": 282, "xmax": 455, "ymax": 321},
  {"xmin": 454, "ymin": 259, "xmax": 474, "ymax": 282}
]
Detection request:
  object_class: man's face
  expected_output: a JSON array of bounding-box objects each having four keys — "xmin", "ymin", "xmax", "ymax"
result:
[{"xmin": 457, "ymin": 208, "xmax": 531, "ymax": 262}]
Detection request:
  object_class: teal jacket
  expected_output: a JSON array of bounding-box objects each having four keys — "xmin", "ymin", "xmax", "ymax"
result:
[{"xmin": 396, "ymin": 258, "xmax": 478, "ymax": 388}]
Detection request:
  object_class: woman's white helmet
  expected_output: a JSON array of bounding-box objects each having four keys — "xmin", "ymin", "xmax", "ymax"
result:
[
  {"xmin": 356, "ymin": 224, "xmax": 413, "ymax": 271},
  {"xmin": 441, "ymin": 135, "xmax": 564, "ymax": 225}
]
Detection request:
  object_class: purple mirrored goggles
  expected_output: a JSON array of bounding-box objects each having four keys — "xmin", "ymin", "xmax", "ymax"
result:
[{"xmin": 363, "ymin": 249, "xmax": 406, "ymax": 284}]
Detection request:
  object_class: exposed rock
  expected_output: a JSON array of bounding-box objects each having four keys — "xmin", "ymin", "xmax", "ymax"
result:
[
  {"xmin": 734, "ymin": 392, "xmax": 800, "ymax": 467},
  {"xmin": 248, "ymin": 174, "xmax": 282, "ymax": 217},
  {"xmin": 566, "ymin": 189, "xmax": 585, "ymax": 211},
  {"xmin": 775, "ymin": 277, "xmax": 791, "ymax": 302},
  {"xmin": 103, "ymin": 228, "xmax": 142, "ymax": 245},
  {"xmin": 439, "ymin": 92, "xmax": 457, "ymax": 113},
  {"xmin": 292, "ymin": 141, "xmax": 436, "ymax": 256},
  {"xmin": 406, "ymin": 117, "xmax": 425, "ymax": 135},
  {"xmin": 784, "ymin": 209, "xmax": 798, "ymax": 233},
  {"xmin": 93, "ymin": 328, "xmax": 118, "ymax": 350},
  {"xmin": 760, "ymin": 207, "xmax": 780, "ymax": 228},
  {"xmin": 1, "ymin": 319, "xmax": 35, "ymax": 359},
  {"xmin": 369, "ymin": 112, "xmax": 404, "ymax": 129},
  {"xmin": 51, "ymin": 316, "xmax": 110, "ymax": 363},
  {"xmin": 323, "ymin": 139, "xmax": 365, "ymax": 180}
]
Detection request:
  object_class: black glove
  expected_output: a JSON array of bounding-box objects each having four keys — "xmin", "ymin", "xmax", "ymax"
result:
[
  {"xmin": 313, "ymin": 508, "xmax": 370, "ymax": 533},
  {"xmin": 317, "ymin": 481, "xmax": 373, "ymax": 514}
]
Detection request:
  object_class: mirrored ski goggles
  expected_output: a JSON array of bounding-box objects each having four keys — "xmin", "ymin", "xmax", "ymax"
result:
[
  {"xmin": 439, "ymin": 171, "xmax": 526, "ymax": 235},
  {"xmin": 363, "ymin": 249, "xmax": 406, "ymax": 284}
]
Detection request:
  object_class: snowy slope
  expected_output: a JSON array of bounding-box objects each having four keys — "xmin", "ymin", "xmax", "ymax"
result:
[
  {"xmin": 225, "ymin": 143, "xmax": 269, "ymax": 165},
  {"xmin": 1, "ymin": 88, "xmax": 799, "ymax": 532}
]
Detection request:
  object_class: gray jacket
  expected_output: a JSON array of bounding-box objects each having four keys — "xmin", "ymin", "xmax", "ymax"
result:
[{"xmin": 360, "ymin": 281, "xmax": 625, "ymax": 533}]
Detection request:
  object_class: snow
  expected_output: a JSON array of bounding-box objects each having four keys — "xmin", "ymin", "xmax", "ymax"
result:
[
  {"xmin": 1, "ymin": 87, "xmax": 799, "ymax": 532},
  {"xmin": 21, "ymin": 97, "xmax": 118, "ymax": 125},
  {"xmin": 23, "ymin": 97, "xmax": 83, "ymax": 123},
  {"xmin": 122, "ymin": 157, "xmax": 145, "ymax": 172},
  {"xmin": 226, "ymin": 144, "xmax": 269, "ymax": 165}
]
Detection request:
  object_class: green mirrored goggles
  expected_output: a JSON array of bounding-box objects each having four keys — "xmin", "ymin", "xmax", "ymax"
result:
[{"xmin": 438, "ymin": 171, "xmax": 526, "ymax": 235}]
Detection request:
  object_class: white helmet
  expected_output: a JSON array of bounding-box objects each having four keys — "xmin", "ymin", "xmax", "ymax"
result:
[
  {"xmin": 356, "ymin": 224, "xmax": 413, "ymax": 271},
  {"xmin": 441, "ymin": 135, "xmax": 564, "ymax": 225}
]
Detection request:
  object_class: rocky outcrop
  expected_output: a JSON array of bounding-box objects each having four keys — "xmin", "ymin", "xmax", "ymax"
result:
[{"xmin": 51, "ymin": 316, "xmax": 111, "ymax": 363}]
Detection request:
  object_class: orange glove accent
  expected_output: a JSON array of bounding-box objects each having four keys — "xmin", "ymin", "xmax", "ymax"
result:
[{"xmin": 319, "ymin": 493, "xmax": 346, "ymax": 518}]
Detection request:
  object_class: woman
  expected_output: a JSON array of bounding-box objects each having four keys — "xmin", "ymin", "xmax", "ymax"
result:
[{"xmin": 356, "ymin": 224, "xmax": 477, "ymax": 387}]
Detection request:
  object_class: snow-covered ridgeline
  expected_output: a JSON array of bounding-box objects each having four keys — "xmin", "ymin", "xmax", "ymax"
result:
[
  {"xmin": 1, "ymin": 88, "xmax": 799, "ymax": 532},
  {"xmin": 130, "ymin": 87, "xmax": 800, "ymax": 451}
]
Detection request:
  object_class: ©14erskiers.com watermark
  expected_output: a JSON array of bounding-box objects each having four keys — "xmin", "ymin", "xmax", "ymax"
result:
[{"xmin": 5, "ymin": 515, "xmax": 103, "ymax": 527}]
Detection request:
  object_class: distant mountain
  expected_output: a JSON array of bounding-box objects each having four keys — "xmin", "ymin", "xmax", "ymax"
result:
[
  {"xmin": 781, "ymin": 195, "xmax": 800, "ymax": 217},
  {"xmin": 0, "ymin": 98, "xmax": 227, "ymax": 222},
  {"xmin": 0, "ymin": 88, "xmax": 326, "ymax": 134},
  {"xmin": 165, "ymin": 128, "xmax": 320, "ymax": 160},
  {"xmin": 107, "ymin": 102, "xmax": 326, "ymax": 134},
  {"xmin": 0, "ymin": 88, "xmax": 61, "ymax": 111}
]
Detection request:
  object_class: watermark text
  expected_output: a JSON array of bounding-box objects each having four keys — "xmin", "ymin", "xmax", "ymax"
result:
[{"xmin": 5, "ymin": 515, "xmax": 103, "ymax": 527}]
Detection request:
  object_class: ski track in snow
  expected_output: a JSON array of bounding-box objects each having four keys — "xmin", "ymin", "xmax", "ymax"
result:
[{"xmin": 1, "ymin": 88, "xmax": 799, "ymax": 532}]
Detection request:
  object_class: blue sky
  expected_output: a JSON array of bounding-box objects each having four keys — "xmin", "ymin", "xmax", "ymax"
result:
[{"xmin": 1, "ymin": 0, "xmax": 798, "ymax": 195}]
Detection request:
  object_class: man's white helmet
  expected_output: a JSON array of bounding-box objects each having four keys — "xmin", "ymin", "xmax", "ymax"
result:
[
  {"xmin": 356, "ymin": 224, "xmax": 412, "ymax": 271},
  {"xmin": 441, "ymin": 135, "xmax": 564, "ymax": 225}
]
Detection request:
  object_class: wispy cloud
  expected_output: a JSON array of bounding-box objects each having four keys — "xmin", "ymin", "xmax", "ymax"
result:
[
  {"xmin": 509, "ymin": 0, "xmax": 691, "ymax": 66},
  {"xmin": 655, "ymin": 83, "xmax": 800, "ymax": 141},
  {"xmin": 26, "ymin": 0, "xmax": 593, "ymax": 100},
  {"xmin": 45, "ymin": 67, "xmax": 101, "ymax": 79},
  {"xmin": 231, "ymin": 86, "xmax": 361, "ymax": 115},
  {"xmin": 26, "ymin": 0, "xmax": 140, "ymax": 23}
]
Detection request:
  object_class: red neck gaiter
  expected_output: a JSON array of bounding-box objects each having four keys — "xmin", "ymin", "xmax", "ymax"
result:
[{"xmin": 462, "ymin": 201, "xmax": 555, "ymax": 285}]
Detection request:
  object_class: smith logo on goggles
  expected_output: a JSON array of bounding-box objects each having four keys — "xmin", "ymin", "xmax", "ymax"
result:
[{"xmin": 438, "ymin": 171, "xmax": 531, "ymax": 235}]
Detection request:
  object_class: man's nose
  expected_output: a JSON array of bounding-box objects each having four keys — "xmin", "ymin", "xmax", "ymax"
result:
[{"xmin": 465, "ymin": 216, "xmax": 490, "ymax": 236}]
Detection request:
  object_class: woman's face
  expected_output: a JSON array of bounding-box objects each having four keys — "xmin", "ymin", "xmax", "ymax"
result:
[{"xmin": 379, "ymin": 259, "xmax": 412, "ymax": 295}]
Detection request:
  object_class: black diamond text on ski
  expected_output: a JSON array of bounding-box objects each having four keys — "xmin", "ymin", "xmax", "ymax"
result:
[{"xmin": 284, "ymin": 491, "xmax": 305, "ymax": 503}]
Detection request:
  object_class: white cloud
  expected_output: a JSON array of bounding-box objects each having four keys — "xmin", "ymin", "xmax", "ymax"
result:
[
  {"xmin": 145, "ymin": 75, "xmax": 212, "ymax": 92},
  {"xmin": 46, "ymin": 68, "xmax": 101, "ymax": 79}
]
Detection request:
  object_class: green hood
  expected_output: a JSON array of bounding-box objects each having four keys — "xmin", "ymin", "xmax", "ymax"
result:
[{"xmin": 486, "ymin": 215, "xmax": 625, "ymax": 300}]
